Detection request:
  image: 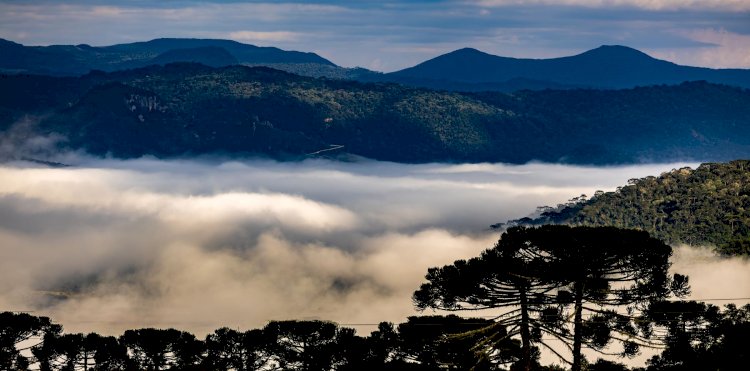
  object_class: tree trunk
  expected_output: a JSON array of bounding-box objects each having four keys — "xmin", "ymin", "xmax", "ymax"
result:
[
  {"xmin": 519, "ymin": 285, "xmax": 532, "ymax": 371},
  {"xmin": 572, "ymin": 282, "xmax": 584, "ymax": 371}
]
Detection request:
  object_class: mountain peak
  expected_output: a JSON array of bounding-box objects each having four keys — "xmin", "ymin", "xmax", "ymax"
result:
[
  {"xmin": 442, "ymin": 47, "xmax": 495, "ymax": 59},
  {"xmin": 451, "ymin": 47, "xmax": 485, "ymax": 54},
  {"xmin": 388, "ymin": 43, "xmax": 750, "ymax": 90},
  {"xmin": 580, "ymin": 45, "xmax": 655, "ymax": 60}
]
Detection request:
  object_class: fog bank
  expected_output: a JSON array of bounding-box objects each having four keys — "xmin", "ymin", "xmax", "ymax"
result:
[{"xmin": 4, "ymin": 157, "xmax": 743, "ymax": 338}]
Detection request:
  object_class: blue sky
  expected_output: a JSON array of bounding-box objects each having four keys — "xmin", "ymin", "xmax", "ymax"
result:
[{"xmin": 1, "ymin": 0, "xmax": 749, "ymax": 72}]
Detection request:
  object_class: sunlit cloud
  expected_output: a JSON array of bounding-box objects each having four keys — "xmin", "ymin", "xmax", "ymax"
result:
[
  {"xmin": 1, "ymin": 157, "xmax": 720, "ymax": 338},
  {"xmin": 473, "ymin": 0, "xmax": 750, "ymax": 11},
  {"xmin": 228, "ymin": 30, "xmax": 302, "ymax": 43},
  {"xmin": 648, "ymin": 28, "xmax": 750, "ymax": 68}
]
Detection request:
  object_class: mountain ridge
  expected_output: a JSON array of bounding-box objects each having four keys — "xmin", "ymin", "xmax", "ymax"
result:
[
  {"xmin": 4, "ymin": 38, "xmax": 750, "ymax": 92},
  {"xmin": 2, "ymin": 63, "xmax": 750, "ymax": 164},
  {"xmin": 385, "ymin": 44, "xmax": 750, "ymax": 91},
  {"xmin": 0, "ymin": 37, "xmax": 335, "ymax": 76}
]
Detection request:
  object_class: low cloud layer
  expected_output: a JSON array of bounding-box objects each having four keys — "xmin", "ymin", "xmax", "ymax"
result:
[{"xmin": 1, "ymin": 157, "xmax": 746, "ymax": 339}]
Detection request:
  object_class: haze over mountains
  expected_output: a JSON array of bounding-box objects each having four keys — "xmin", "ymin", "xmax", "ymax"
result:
[
  {"xmin": 0, "ymin": 38, "xmax": 334, "ymax": 76},
  {"xmin": 4, "ymin": 38, "xmax": 750, "ymax": 92}
]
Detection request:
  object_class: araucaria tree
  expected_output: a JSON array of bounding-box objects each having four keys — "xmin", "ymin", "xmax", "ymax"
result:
[
  {"xmin": 413, "ymin": 225, "xmax": 688, "ymax": 371},
  {"xmin": 413, "ymin": 226, "xmax": 564, "ymax": 370}
]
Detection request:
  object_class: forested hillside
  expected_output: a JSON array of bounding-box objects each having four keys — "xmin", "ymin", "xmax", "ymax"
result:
[
  {"xmin": 3, "ymin": 63, "xmax": 750, "ymax": 164},
  {"xmin": 509, "ymin": 160, "xmax": 750, "ymax": 255}
]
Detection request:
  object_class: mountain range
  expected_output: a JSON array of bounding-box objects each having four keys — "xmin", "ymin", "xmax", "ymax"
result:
[
  {"xmin": 0, "ymin": 38, "xmax": 334, "ymax": 76},
  {"xmin": 386, "ymin": 45, "xmax": 750, "ymax": 91},
  {"xmin": 3, "ymin": 38, "xmax": 750, "ymax": 91},
  {"xmin": 2, "ymin": 63, "xmax": 750, "ymax": 164}
]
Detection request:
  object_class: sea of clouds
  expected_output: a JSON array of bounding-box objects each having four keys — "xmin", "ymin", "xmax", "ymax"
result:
[{"xmin": 1, "ymin": 156, "xmax": 747, "ymax": 340}]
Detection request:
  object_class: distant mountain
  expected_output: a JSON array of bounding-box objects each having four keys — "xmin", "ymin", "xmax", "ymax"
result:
[
  {"xmin": 6, "ymin": 39, "xmax": 748, "ymax": 93},
  {"xmin": 504, "ymin": 160, "xmax": 750, "ymax": 256},
  {"xmin": 150, "ymin": 46, "xmax": 239, "ymax": 68},
  {"xmin": 0, "ymin": 38, "xmax": 334, "ymax": 76},
  {"xmin": 2, "ymin": 63, "xmax": 750, "ymax": 164},
  {"xmin": 386, "ymin": 45, "xmax": 750, "ymax": 91}
]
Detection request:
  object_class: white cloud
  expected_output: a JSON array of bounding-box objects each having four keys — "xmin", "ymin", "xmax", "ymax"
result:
[
  {"xmin": 0, "ymin": 2, "xmax": 343, "ymax": 45},
  {"xmin": 228, "ymin": 30, "xmax": 302, "ymax": 43},
  {"xmin": 671, "ymin": 245, "xmax": 750, "ymax": 305},
  {"xmin": 473, "ymin": 0, "xmax": 750, "ymax": 11},
  {"xmin": 1, "ymin": 158, "xmax": 708, "ymax": 339},
  {"xmin": 648, "ymin": 28, "xmax": 750, "ymax": 68}
]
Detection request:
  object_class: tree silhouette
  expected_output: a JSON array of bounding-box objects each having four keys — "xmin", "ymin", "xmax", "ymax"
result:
[
  {"xmin": 203, "ymin": 327, "xmax": 269, "ymax": 371},
  {"xmin": 645, "ymin": 302, "xmax": 750, "ymax": 371},
  {"xmin": 32, "ymin": 333, "xmax": 87, "ymax": 371},
  {"xmin": 119, "ymin": 328, "xmax": 203, "ymax": 370},
  {"xmin": 414, "ymin": 226, "xmax": 687, "ymax": 371},
  {"xmin": 0, "ymin": 311, "xmax": 61, "ymax": 370},
  {"xmin": 87, "ymin": 333, "xmax": 131, "ymax": 371},
  {"xmin": 525, "ymin": 226, "xmax": 687, "ymax": 371},
  {"xmin": 413, "ymin": 227, "xmax": 565, "ymax": 370},
  {"xmin": 396, "ymin": 315, "xmax": 517, "ymax": 370},
  {"xmin": 263, "ymin": 320, "xmax": 341, "ymax": 371}
]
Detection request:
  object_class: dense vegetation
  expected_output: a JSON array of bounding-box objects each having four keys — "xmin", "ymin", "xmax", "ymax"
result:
[
  {"xmin": 509, "ymin": 161, "xmax": 750, "ymax": 255},
  {"xmin": 2, "ymin": 226, "xmax": 747, "ymax": 371},
  {"xmin": 2, "ymin": 64, "xmax": 750, "ymax": 164},
  {"xmin": 4, "ymin": 305, "xmax": 747, "ymax": 371}
]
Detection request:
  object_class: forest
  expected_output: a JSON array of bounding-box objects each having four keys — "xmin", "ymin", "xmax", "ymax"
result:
[
  {"xmin": 508, "ymin": 160, "xmax": 750, "ymax": 256},
  {"xmin": 2, "ymin": 225, "xmax": 748, "ymax": 371},
  {"xmin": 3, "ymin": 64, "xmax": 750, "ymax": 164}
]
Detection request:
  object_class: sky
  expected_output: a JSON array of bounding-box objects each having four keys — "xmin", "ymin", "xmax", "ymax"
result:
[{"xmin": 0, "ymin": 0, "xmax": 749, "ymax": 72}]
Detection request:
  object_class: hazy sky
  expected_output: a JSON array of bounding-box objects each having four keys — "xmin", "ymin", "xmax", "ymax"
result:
[{"xmin": 1, "ymin": 0, "xmax": 749, "ymax": 71}]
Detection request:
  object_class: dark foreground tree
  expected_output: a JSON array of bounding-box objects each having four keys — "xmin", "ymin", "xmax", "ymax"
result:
[
  {"xmin": 0, "ymin": 311, "xmax": 61, "ymax": 370},
  {"xmin": 87, "ymin": 333, "xmax": 131, "ymax": 370},
  {"xmin": 414, "ymin": 226, "xmax": 687, "ymax": 371},
  {"xmin": 32, "ymin": 332, "xmax": 87, "ymax": 371},
  {"xmin": 526, "ymin": 226, "xmax": 689, "ymax": 371},
  {"xmin": 263, "ymin": 320, "xmax": 341, "ymax": 371},
  {"xmin": 119, "ymin": 328, "xmax": 203, "ymax": 370},
  {"xmin": 645, "ymin": 302, "xmax": 750, "ymax": 371},
  {"xmin": 413, "ymin": 227, "xmax": 561, "ymax": 370},
  {"xmin": 203, "ymin": 327, "xmax": 269, "ymax": 370},
  {"xmin": 395, "ymin": 315, "xmax": 518, "ymax": 370}
]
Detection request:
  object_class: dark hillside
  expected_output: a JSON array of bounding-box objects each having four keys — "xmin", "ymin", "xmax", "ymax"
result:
[{"xmin": 2, "ymin": 64, "xmax": 750, "ymax": 164}]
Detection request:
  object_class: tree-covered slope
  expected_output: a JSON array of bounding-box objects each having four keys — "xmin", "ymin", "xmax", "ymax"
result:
[
  {"xmin": 2, "ymin": 63, "xmax": 750, "ymax": 164},
  {"xmin": 509, "ymin": 160, "xmax": 750, "ymax": 255}
]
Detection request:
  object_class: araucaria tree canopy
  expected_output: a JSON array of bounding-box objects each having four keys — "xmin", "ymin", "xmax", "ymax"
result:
[{"xmin": 413, "ymin": 225, "xmax": 689, "ymax": 371}]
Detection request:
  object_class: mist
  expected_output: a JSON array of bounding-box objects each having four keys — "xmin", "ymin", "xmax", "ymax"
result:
[{"xmin": 1, "ymin": 156, "xmax": 746, "ymax": 339}]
